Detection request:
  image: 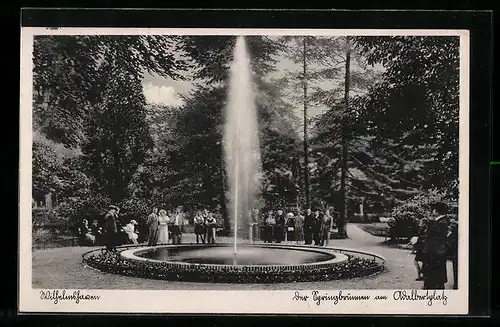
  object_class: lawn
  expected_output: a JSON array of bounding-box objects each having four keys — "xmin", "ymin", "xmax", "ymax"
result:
[
  {"xmin": 31, "ymin": 227, "xmax": 456, "ymax": 290},
  {"xmin": 355, "ymin": 222, "xmax": 390, "ymax": 237}
]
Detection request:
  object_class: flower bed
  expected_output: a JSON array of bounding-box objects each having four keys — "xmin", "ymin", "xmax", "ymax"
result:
[{"xmin": 83, "ymin": 250, "xmax": 384, "ymax": 283}]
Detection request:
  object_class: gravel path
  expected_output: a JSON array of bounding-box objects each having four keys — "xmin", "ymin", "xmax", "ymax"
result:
[{"xmin": 32, "ymin": 224, "xmax": 454, "ymax": 290}]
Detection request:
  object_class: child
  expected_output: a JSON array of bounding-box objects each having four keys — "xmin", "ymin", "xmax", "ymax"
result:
[{"xmin": 413, "ymin": 218, "xmax": 428, "ymax": 281}]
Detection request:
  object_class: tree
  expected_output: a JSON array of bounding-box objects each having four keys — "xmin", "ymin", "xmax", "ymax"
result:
[
  {"xmin": 33, "ymin": 35, "xmax": 190, "ymax": 148},
  {"xmin": 162, "ymin": 86, "xmax": 225, "ymax": 212},
  {"xmin": 354, "ymin": 36, "xmax": 460, "ymax": 199},
  {"xmin": 32, "ymin": 139, "xmax": 64, "ymax": 201},
  {"xmin": 33, "ymin": 35, "xmax": 191, "ymax": 211},
  {"xmin": 130, "ymin": 103, "xmax": 181, "ymax": 204},
  {"xmin": 277, "ymin": 36, "xmax": 329, "ymax": 210},
  {"xmin": 281, "ymin": 36, "xmax": 380, "ymax": 235},
  {"xmin": 80, "ymin": 61, "xmax": 153, "ymax": 204}
]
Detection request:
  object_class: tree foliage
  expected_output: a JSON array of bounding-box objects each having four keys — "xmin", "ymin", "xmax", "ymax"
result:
[
  {"xmin": 32, "ymin": 35, "xmax": 190, "ymax": 220},
  {"xmin": 355, "ymin": 36, "xmax": 459, "ymax": 195},
  {"xmin": 182, "ymin": 35, "xmax": 284, "ymax": 84},
  {"xmin": 33, "ymin": 35, "xmax": 190, "ymax": 148},
  {"xmin": 80, "ymin": 62, "xmax": 153, "ymax": 203},
  {"xmin": 32, "ymin": 139, "xmax": 64, "ymax": 198}
]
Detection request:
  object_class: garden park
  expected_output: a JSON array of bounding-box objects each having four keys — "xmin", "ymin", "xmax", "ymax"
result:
[{"xmin": 31, "ymin": 34, "xmax": 459, "ymax": 289}]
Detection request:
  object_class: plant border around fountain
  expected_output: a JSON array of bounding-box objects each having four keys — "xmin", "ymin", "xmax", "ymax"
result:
[{"xmin": 82, "ymin": 243, "xmax": 386, "ymax": 284}]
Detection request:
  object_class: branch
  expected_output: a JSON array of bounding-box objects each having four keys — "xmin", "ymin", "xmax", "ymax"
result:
[
  {"xmin": 349, "ymin": 153, "xmax": 398, "ymax": 184},
  {"xmin": 349, "ymin": 152, "xmax": 424, "ymax": 188},
  {"xmin": 348, "ymin": 183, "xmax": 378, "ymax": 196}
]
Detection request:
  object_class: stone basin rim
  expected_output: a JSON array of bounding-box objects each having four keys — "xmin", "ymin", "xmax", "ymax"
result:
[{"xmin": 120, "ymin": 243, "xmax": 349, "ymax": 268}]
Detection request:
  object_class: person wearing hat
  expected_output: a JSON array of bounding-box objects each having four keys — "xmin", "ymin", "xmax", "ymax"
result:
[
  {"xmin": 263, "ymin": 210, "xmax": 275, "ymax": 243},
  {"xmin": 123, "ymin": 220, "xmax": 139, "ymax": 244},
  {"xmin": 312, "ymin": 208, "xmax": 323, "ymax": 246},
  {"xmin": 205, "ymin": 212, "xmax": 217, "ymax": 244},
  {"xmin": 194, "ymin": 210, "xmax": 206, "ymax": 244},
  {"xmin": 274, "ymin": 209, "xmax": 286, "ymax": 243},
  {"xmin": 157, "ymin": 209, "xmax": 170, "ymax": 244},
  {"xmin": 320, "ymin": 208, "xmax": 334, "ymax": 247},
  {"xmin": 285, "ymin": 212, "xmax": 295, "ymax": 242},
  {"xmin": 146, "ymin": 207, "xmax": 160, "ymax": 246},
  {"xmin": 303, "ymin": 208, "xmax": 313, "ymax": 245},
  {"xmin": 104, "ymin": 205, "xmax": 119, "ymax": 252},
  {"xmin": 422, "ymin": 202, "xmax": 449, "ymax": 289},
  {"xmin": 170, "ymin": 207, "xmax": 184, "ymax": 245},
  {"xmin": 294, "ymin": 210, "xmax": 304, "ymax": 244}
]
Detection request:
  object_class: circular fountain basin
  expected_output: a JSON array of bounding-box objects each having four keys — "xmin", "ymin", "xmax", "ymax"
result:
[
  {"xmin": 136, "ymin": 246, "xmax": 333, "ymax": 265},
  {"xmin": 83, "ymin": 243, "xmax": 385, "ymax": 283},
  {"xmin": 120, "ymin": 243, "xmax": 349, "ymax": 273}
]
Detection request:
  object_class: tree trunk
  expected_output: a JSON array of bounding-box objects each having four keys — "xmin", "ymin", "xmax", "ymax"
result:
[
  {"xmin": 338, "ymin": 38, "xmax": 351, "ymax": 237},
  {"xmin": 303, "ymin": 37, "xmax": 311, "ymax": 210}
]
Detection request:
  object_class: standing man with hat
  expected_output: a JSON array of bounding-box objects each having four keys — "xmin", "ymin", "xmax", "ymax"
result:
[
  {"xmin": 171, "ymin": 206, "xmax": 183, "ymax": 245},
  {"xmin": 312, "ymin": 208, "xmax": 323, "ymax": 246},
  {"xmin": 104, "ymin": 205, "xmax": 120, "ymax": 252},
  {"xmin": 303, "ymin": 208, "xmax": 314, "ymax": 245},
  {"xmin": 422, "ymin": 202, "xmax": 449, "ymax": 289},
  {"xmin": 146, "ymin": 207, "xmax": 159, "ymax": 246},
  {"xmin": 274, "ymin": 209, "xmax": 286, "ymax": 243}
]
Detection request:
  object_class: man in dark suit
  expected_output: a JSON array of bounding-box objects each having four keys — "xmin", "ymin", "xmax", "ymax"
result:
[
  {"xmin": 303, "ymin": 208, "xmax": 313, "ymax": 245},
  {"xmin": 146, "ymin": 207, "xmax": 159, "ymax": 246},
  {"xmin": 274, "ymin": 210, "xmax": 286, "ymax": 243},
  {"xmin": 422, "ymin": 202, "xmax": 449, "ymax": 289},
  {"xmin": 312, "ymin": 209, "xmax": 323, "ymax": 246},
  {"xmin": 446, "ymin": 218, "xmax": 458, "ymax": 289},
  {"xmin": 104, "ymin": 205, "xmax": 119, "ymax": 252}
]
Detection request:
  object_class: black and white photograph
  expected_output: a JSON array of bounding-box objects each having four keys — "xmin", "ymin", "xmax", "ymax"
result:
[{"xmin": 19, "ymin": 27, "xmax": 469, "ymax": 314}]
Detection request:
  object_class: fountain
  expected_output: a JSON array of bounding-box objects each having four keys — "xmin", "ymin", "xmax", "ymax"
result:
[
  {"xmin": 82, "ymin": 36, "xmax": 385, "ymax": 283},
  {"xmin": 223, "ymin": 36, "xmax": 262, "ymax": 255}
]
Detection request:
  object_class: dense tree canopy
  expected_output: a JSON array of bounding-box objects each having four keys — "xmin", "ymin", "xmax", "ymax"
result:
[
  {"xmin": 354, "ymin": 36, "xmax": 460, "ymax": 200},
  {"xmin": 33, "ymin": 35, "xmax": 190, "ymax": 147}
]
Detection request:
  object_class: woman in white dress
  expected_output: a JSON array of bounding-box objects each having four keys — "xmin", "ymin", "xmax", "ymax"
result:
[
  {"xmin": 157, "ymin": 209, "xmax": 170, "ymax": 244},
  {"xmin": 123, "ymin": 220, "xmax": 139, "ymax": 244}
]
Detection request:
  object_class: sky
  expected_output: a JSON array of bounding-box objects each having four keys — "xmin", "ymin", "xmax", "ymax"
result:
[
  {"xmin": 140, "ymin": 37, "xmax": 385, "ymax": 130},
  {"xmin": 141, "ymin": 52, "xmax": 333, "ymax": 121}
]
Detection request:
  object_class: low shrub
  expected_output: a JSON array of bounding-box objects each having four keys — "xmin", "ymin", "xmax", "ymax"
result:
[
  {"xmin": 57, "ymin": 193, "xmax": 112, "ymax": 227},
  {"xmin": 386, "ymin": 217, "xmax": 418, "ymax": 240},
  {"xmin": 32, "ymin": 207, "xmax": 74, "ymax": 240},
  {"xmin": 349, "ymin": 213, "xmax": 389, "ymax": 223},
  {"xmin": 119, "ymin": 197, "xmax": 153, "ymax": 224},
  {"xmin": 33, "ymin": 208, "xmax": 69, "ymax": 229},
  {"xmin": 33, "ymin": 228, "xmax": 52, "ymax": 244},
  {"xmin": 389, "ymin": 189, "xmax": 456, "ymax": 240}
]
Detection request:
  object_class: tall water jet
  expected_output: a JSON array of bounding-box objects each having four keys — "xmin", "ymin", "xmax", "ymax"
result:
[{"xmin": 223, "ymin": 36, "xmax": 262, "ymax": 256}]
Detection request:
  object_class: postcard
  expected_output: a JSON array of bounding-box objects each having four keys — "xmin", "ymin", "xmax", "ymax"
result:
[{"xmin": 19, "ymin": 27, "xmax": 469, "ymax": 314}]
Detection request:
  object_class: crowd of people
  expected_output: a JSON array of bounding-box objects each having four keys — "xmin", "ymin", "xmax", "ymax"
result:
[
  {"xmin": 77, "ymin": 201, "xmax": 458, "ymax": 290},
  {"xmin": 410, "ymin": 202, "xmax": 458, "ymax": 290},
  {"xmin": 76, "ymin": 218, "xmax": 104, "ymax": 245},
  {"xmin": 261, "ymin": 207, "xmax": 337, "ymax": 246},
  {"xmin": 76, "ymin": 205, "xmax": 189, "ymax": 250},
  {"xmin": 143, "ymin": 207, "xmax": 187, "ymax": 246},
  {"xmin": 77, "ymin": 204, "xmax": 339, "ymax": 249},
  {"xmin": 193, "ymin": 209, "xmax": 218, "ymax": 244}
]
